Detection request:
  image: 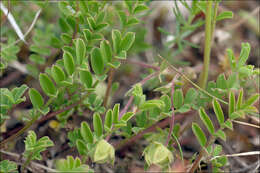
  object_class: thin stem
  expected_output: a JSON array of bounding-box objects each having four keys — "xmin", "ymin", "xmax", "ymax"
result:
[
  {"xmin": 211, "ymin": 2, "xmax": 219, "ymax": 39},
  {"xmin": 122, "ymin": 59, "xmax": 160, "ymax": 71},
  {"xmin": 165, "ymin": 74, "xmax": 179, "ymax": 146},
  {"xmin": 103, "ymin": 69, "xmax": 115, "ymax": 108},
  {"xmin": 198, "ymin": 0, "xmax": 213, "ymax": 89},
  {"xmin": 158, "ymin": 55, "xmax": 228, "ymax": 105},
  {"xmin": 21, "ymin": 153, "xmax": 33, "ymax": 173},
  {"xmin": 0, "ymin": 94, "xmax": 89, "ymax": 149},
  {"xmin": 189, "ymin": 135, "xmax": 216, "ymax": 173},
  {"xmin": 106, "ymin": 71, "xmax": 160, "ymax": 141}
]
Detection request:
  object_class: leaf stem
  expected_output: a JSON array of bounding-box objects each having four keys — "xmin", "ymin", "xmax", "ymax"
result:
[
  {"xmin": 188, "ymin": 135, "xmax": 216, "ymax": 173},
  {"xmin": 103, "ymin": 69, "xmax": 115, "ymax": 108},
  {"xmin": 198, "ymin": 1, "xmax": 213, "ymax": 89},
  {"xmin": 21, "ymin": 152, "xmax": 33, "ymax": 173},
  {"xmin": 165, "ymin": 74, "xmax": 179, "ymax": 146}
]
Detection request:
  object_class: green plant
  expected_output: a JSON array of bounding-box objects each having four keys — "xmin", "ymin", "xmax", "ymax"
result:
[{"xmin": 0, "ymin": 1, "xmax": 259, "ymax": 172}]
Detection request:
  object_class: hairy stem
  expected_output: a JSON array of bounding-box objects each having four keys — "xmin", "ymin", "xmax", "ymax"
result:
[{"xmin": 198, "ymin": 1, "xmax": 213, "ymax": 89}]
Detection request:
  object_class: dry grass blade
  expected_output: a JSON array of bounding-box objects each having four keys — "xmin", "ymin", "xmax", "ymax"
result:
[{"xmin": 210, "ymin": 151, "xmax": 260, "ymax": 161}]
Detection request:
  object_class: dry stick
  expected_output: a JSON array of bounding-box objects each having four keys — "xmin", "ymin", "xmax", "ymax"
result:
[
  {"xmin": 0, "ymin": 150, "xmax": 57, "ymax": 172},
  {"xmin": 1, "ymin": 9, "xmax": 41, "ymax": 51},
  {"xmin": 218, "ymin": 139, "xmax": 247, "ymax": 168}
]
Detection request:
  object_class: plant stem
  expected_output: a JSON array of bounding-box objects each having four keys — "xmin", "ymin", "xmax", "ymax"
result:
[
  {"xmin": 21, "ymin": 152, "xmax": 33, "ymax": 173},
  {"xmin": 103, "ymin": 69, "xmax": 115, "ymax": 108},
  {"xmin": 189, "ymin": 135, "xmax": 216, "ymax": 173},
  {"xmin": 211, "ymin": 2, "xmax": 219, "ymax": 39},
  {"xmin": 158, "ymin": 55, "xmax": 228, "ymax": 105},
  {"xmin": 198, "ymin": 0, "xmax": 213, "ymax": 89},
  {"xmin": 165, "ymin": 74, "xmax": 179, "ymax": 146},
  {"xmin": 0, "ymin": 94, "xmax": 89, "ymax": 149},
  {"xmin": 106, "ymin": 71, "xmax": 160, "ymax": 141}
]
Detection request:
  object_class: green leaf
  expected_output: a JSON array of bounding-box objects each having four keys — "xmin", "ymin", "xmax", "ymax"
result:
[
  {"xmin": 126, "ymin": 17, "xmax": 139, "ymax": 27},
  {"xmin": 59, "ymin": 17, "xmax": 72, "ymax": 33},
  {"xmin": 229, "ymin": 91, "xmax": 235, "ymax": 116},
  {"xmin": 11, "ymin": 84, "xmax": 28, "ymax": 102},
  {"xmin": 63, "ymin": 51, "xmax": 75, "ymax": 76},
  {"xmin": 226, "ymin": 49, "xmax": 236, "ymax": 70},
  {"xmin": 117, "ymin": 11, "xmax": 127, "ymax": 26},
  {"xmin": 227, "ymin": 73, "xmax": 237, "ymax": 88},
  {"xmin": 29, "ymin": 54, "xmax": 46, "ymax": 65},
  {"xmin": 51, "ymin": 65, "xmax": 66, "ymax": 84},
  {"xmin": 76, "ymin": 38, "xmax": 86, "ymax": 65},
  {"xmin": 87, "ymin": 16, "xmax": 96, "ymax": 30},
  {"xmin": 173, "ymin": 89, "xmax": 184, "ymax": 109},
  {"xmin": 83, "ymin": 29, "xmax": 92, "ymax": 41},
  {"xmin": 241, "ymin": 93, "xmax": 259, "ymax": 109},
  {"xmin": 115, "ymin": 50, "xmax": 126, "ymax": 60},
  {"xmin": 93, "ymin": 139, "xmax": 115, "ymax": 165},
  {"xmin": 216, "ymin": 74, "xmax": 227, "ymax": 89},
  {"xmin": 79, "ymin": 70, "xmax": 92, "ymax": 88},
  {"xmin": 56, "ymin": 156, "xmax": 89, "ymax": 172},
  {"xmin": 93, "ymin": 113, "xmax": 103, "ymax": 137},
  {"xmin": 100, "ymin": 40, "xmax": 112, "ymax": 63},
  {"xmin": 139, "ymin": 100, "xmax": 165, "ymax": 110},
  {"xmin": 112, "ymin": 29, "xmax": 121, "ymax": 54},
  {"xmin": 91, "ymin": 47, "xmax": 104, "ymax": 75},
  {"xmin": 133, "ymin": 4, "xmax": 149, "ymax": 14},
  {"xmin": 216, "ymin": 11, "xmax": 233, "ymax": 21},
  {"xmin": 113, "ymin": 104, "xmax": 120, "ymax": 124},
  {"xmin": 192, "ymin": 123, "xmax": 207, "ymax": 147},
  {"xmin": 160, "ymin": 95, "xmax": 171, "ymax": 112},
  {"xmin": 230, "ymin": 110, "xmax": 244, "ymax": 119},
  {"xmin": 184, "ymin": 88, "xmax": 198, "ymax": 104},
  {"xmin": 30, "ymin": 45, "xmax": 51, "ymax": 56},
  {"xmin": 0, "ymin": 160, "xmax": 18, "ymax": 173},
  {"xmin": 121, "ymin": 112, "xmax": 134, "ymax": 122},
  {"xmin": 236, "ymin": 89, "xmax": 243, "ymax": 109},
  {"xmin": 215, "ymin": 130, "xmax": 226, "ymax": 141},
  {"xmin": 104, "ymin": 109, "xmax": 113, "ymax": 132},
  {"xmin": 224, "ymin": 120, "xmax": 233, "ymax": 130},
  {"xmin": 120, "ymin": 32, "xmax": 135, "ymax": 51},
  {"xmin": 95, "ymin": 23, "xmax": 108, "ymax": 31},
  {"xmin": 199, "ymin": 108, "xmax": 215, "ymax": 134},
  {"xmin": 238, "ymin": 43, "xmax": 251, "ymax": 68},
  {"xmin": 80, "ymin": 122, "xmax": 93, "ymax": 144},
  {"xmin": 29, "ymin": 88, "xmax": 44, "ymax": 109},
  {"xmin": 212, "ymin": 99, "xmax": 225, "ymax": 125},
  {"xmin": 24, "ymin": 131, "xmax": 54, "ymax": 161},
  {"xmin": 76, "ymin": 139, "xmax": 88, "ymax": 155},
  {"xmin": 39, "ymin": 73, "xmax": 57, "ymax": 97}
]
